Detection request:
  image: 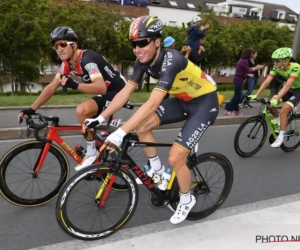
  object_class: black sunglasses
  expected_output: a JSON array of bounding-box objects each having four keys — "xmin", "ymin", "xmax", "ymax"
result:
[
  {"xmin": 273, "ymin": 60, "xmax": 283, "ymax": 63},
  {"xmin": 130, "ymin": 38, "xmax": 152, "ymax": 48}
]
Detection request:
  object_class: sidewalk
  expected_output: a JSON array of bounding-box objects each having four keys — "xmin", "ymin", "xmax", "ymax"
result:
[
  {"xmin": 0, "ymin": 102, "xmax": 261, "ymax": 140},
  {"xmin": 28, "ymin": 193, "xmax": 300, "ymax": 250}
]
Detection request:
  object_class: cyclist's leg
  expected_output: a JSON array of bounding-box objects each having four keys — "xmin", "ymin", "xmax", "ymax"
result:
[
  {"xmin": 136, "ymin": 98, "xmax": 186, "ymax": 174},
  {"xmin": 75, "ymin": 93, "xmax": 117, "ymax": 170},
  {"xmin": 272, "ymin": 90, "xmax": 299, "ymax": 147},
  {"xmin": 169, "ymin": 91, "xmax": 219, "ymax": 224}
]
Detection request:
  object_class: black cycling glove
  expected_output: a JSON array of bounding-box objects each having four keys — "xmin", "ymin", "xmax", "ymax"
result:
[
  {"xmin": 21, "ymin": 107, "xmax": 36, "ymax": 115},
  {"xmin": 63, "ymin": 75, "xmax": 79, "ymax": 90}
]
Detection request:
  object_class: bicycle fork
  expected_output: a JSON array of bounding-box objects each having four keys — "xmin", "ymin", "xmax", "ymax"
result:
[
  {"xmin": 31, "ymin": 142, "xmax": 52, "ymax": 177},
  {"xmin": 95, "ymin": 173, "xmax": 116, "ymax": 208}
]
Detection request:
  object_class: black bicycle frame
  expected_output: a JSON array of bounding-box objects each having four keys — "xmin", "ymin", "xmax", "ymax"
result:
[{"xmin": 111, "ymin": 133, "xmax": 179, "ymax": 206}]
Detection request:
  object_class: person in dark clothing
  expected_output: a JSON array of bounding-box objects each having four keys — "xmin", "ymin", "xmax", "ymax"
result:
[
  {"xmin": 186, "ymin": 16, "xmax": 209, "ymax": 66},
  {"xmin": 197, "ymin": 35, "xmax": 206, "ymax": 69},
  {"xmin": 240, "ymin": 50, "xmax": 260, "ymax": 108},
  {"xmin": 225, "ymin": 48, "xmax": 265, "ymax": 116}
]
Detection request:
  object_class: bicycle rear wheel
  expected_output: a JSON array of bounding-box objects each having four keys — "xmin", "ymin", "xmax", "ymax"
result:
[
  {"xmin": 234, "ymin": 115, "xmax": 268, "ymax": 157},
  {"xmin": 0, "ymin": 141, "xmax": 70, "ymax": 207},
  {"xmin": 170, "ymin": 152, "xmax": 233, "ymax": 220},
  {"xmin": 280, "ymin": 113, "xmax": 300, "ymax": 152},
  {"xmin": 56, "ymin": 163, "xmax": 138, "ymax": 240}
]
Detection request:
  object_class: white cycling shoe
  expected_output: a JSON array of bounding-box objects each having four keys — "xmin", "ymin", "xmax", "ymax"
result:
[
  {"xmin": 75, "ymin": 151, "xmax": 99, "ymax": 171},
  {"xmin": 170, "ymin": 195, "xmax": 196, "ymax": 225},
  {"xmin": 271, "ymin": 137, "xmax": 284, "ymax": 148}
]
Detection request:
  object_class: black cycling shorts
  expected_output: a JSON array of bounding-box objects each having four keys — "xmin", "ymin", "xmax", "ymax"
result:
[
  {"xmin": 92, "ymin": 92, "xmax": 118, "ymax": 117},
  {"xmin": 154, "ymin": 91, "xmax": 219, "ymax": 151},
  {"xmin": 281, "ymin": 88, "xmax": 300, "ymax": 107}
]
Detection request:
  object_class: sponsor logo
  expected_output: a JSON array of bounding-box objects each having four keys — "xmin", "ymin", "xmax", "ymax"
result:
[
  {"xmin": 147, "ymin": 20, "xmax": 162, "ymax": 32},
  {"xmin": 161, "ymin": 54, "xmax": 172, "ymax": 72},
  {"xmin": 210, "ymin": 108, "xmax": 218, "ymax": 112},
  {"xmin": 187, "ymin": 80, "xmax": 201, "ymax": 90},
  {"xmin": 186, "ymin": 122, "xmax": 209, "ymax": 148},
  {"xmin": 104, "ymin": 66, "xmax": 116, "ymax": 78},
  {"xmin": 179, "ymin": 78, "xmax": 188, "ymax": 81},
  {"xmin": 85, "ymin": 63, "xmax": 100, "ymax": 75},
  {"xmin": 292, "ymin": 67, "xmax": 299, "ymax": 72}
]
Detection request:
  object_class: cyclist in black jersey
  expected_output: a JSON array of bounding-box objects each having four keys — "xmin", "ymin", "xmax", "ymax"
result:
[
  {"xmin": 18, "ymin": 26, "xmax": 126, "ymax": 170},
  {"xmin": 84, "ymin": 16, "xmax": 219, "ymax": 225}
]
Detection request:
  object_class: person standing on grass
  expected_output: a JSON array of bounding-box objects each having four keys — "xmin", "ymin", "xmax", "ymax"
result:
[
  {"xmin": 18, "ymin": 26, "xmax": 126, "ymax": 171},
  {"xmin": 224, "ymin": 47, "xmax": 264, "ymax": 116}
]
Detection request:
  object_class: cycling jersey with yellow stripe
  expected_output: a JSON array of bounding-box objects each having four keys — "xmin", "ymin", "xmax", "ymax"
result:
[{"xmin": 129, "ymin": 48, "xmax": 216, "ymax": 101}]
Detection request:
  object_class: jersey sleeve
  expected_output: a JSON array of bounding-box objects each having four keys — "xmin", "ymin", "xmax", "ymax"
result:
[
  {"xmin": 269, "ymin": 67, "xmax": 277, "ymax": 77},
  {"xmin": 55, "ymin": 62, "xmax": 71, "ymax": 79},
  {"xmin": 129, "ymin": 59, "xmax": 145, "ymax": 86},
  {"xmin": 81, "ymin": 54, "xmax": 103, "ymax": 82},
  {"xmin": 154, "ymin": 51, "xmax": 184, "ymax": 93}
]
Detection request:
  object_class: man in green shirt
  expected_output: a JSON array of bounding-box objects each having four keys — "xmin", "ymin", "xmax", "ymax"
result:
[{"xmin": 249, "ymin": 47, "xmax": 300, "ymax": 148}]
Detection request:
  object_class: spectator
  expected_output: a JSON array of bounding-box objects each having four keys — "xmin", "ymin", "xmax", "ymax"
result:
[
  {"xmin": 186, "ymin": 16, "xmax": 209, "ymax": 66},
  {"xmin": 163, "ymin": 36, "xmax": 176, "ymax": 49},
  {"xmin": 224, "ymin": 48, "xmax": 265, "ymax": 116},
  {"xmin": 240, "ymin": 50, "xmax": 260, "ymax": 108}
]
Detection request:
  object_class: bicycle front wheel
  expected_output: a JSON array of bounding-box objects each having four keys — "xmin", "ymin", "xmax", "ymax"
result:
[
  {"xmin": 234, "ymin": 115, "xmax": 268, "ymax": 157},
  {"xmin": 280, "ymin": 113, "xmax": 300, "ymax": 152},
  {"xmin": 170, "ymin": 152, "xmax": 233, "ymax": 220},
  {"xmin": 56, "ymin": 163, "xmax": 138, "ymax": 241},
  {"xmin": 0, "ymin": 141, "xmax": 70, "ymax": 207}
]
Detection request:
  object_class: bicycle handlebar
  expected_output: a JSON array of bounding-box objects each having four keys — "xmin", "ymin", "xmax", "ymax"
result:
[{"xmin": 20, "ymin": 114, "xmax": 54, "ymax": 143}]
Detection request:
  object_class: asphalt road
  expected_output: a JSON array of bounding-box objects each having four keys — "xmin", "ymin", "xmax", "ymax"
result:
[{"xmin": 1, "ymin": 125, "xmax": 300, "ymax": 250}]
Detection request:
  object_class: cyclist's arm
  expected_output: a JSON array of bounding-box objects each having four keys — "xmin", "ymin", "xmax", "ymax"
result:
[
  {"xmin": 121, "ymin": 89, "xmax": 166, "ymax": 134},
  {"xmin": 256, "ymin": 75, "xmax": 274, "ymax": 97},
  {"xmin": 31, "ymin": 77, "xmax": 61, "ymax": 110},
  {"xmin": 276, "ymin": 77, "xmax": 295, "ymax": 100},
  {"xmin": 100, "ymin": 83, "xmax": 136, "ymax": 119},
  {"xmin": 77, "ymin": 77, "xmax": 107, "ymax": 94}
]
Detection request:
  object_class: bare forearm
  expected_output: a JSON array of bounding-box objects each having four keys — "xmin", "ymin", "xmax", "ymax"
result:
[
  {"xmin": 256, "ymin": 81, "xmax": 270, "ymax": 96},
  {"xmin": 101, "ymin": 90, "xmax": 131, "ymax": 119},
  {"xmin": 31, "ymin": 84, "xmax": 57, "ymax": 110},
  {"xmin": 77, "ymin": 83, "xmax": 106, "ymax": 94},
  {"xmin": 277, "ymin": 84, "xmax": 291, "ymax": 100},
  {"xmin": 121, "ymin": 102, "xmax": 157, "ymax": 134}
]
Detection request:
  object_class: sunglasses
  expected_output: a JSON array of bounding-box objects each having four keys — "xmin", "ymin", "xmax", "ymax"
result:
[
  {"xmin": 53, "ymin": 41, "xmax": 74, "ymax": 50},
  {"xmin": 273, "ymin": 60, "xmax": 283, "ymax": 63},
  {"xmin": 130, "ymin": 38, "xmax": 152, "ymax": 48}
]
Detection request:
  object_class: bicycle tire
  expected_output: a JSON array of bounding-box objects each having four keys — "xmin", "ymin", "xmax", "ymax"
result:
[
  {"xmin": 0, "ymin": 141, "xmax": 70, "ymax": 207},
  {"xmin": 169, "ymin": 152, "xmax": 233, "ymax": 220},
  {"xmin": 56, "ymin": 163, "xmax": 138, "ymax": 240},
  {"xmin": 234, "ymin": 115, "xmax": 268, "ymax": 157},
  {"xmin": 280, "ymin": 113, "xmax": 300, "ymax": 152}
]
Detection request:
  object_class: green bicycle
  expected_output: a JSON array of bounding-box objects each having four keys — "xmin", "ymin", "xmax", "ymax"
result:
[{"xmin": 234, "ymin": 98, "xmax": 300, "ymax": 157}]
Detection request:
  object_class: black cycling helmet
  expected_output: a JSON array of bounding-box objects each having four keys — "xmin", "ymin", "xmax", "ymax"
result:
[
  {"xmin": 129, "ymin": 16, "xmax": 163, "ymax": 41},
  {"xmin": 50, "ymin": 26, "xmax": 77, "ymax": 45}
]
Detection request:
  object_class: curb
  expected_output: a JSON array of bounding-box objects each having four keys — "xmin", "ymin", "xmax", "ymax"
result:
[{"xmin": 0, "ymin": 115, "xmax": 251, "ymax": 140}]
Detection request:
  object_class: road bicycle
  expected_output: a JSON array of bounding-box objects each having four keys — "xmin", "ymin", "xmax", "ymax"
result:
[
  {"xmin": 55, "ymin": 130, "xmax": 234, "ymax": 240},
  {"xmin": 234, "ymin": 98, "xmax": 300, "ymax": 157},
  {"xmin": 0, "ymin": 102, "xmax": 134, "ymax": 207}
]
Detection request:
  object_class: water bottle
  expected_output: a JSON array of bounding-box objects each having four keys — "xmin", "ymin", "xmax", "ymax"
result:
[
  {"xmin": 74, "ymin": 144, "xmax": 86, "ymax": 159},
  {"xmin": 158, "ymin": 168, "xmax": 172, "ymax": 191},
  {"xmin": 144, "ymin": 165, "xmax": 160, "ymax": 184}
]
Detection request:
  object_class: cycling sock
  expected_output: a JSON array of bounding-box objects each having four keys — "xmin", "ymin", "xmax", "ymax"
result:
[
  {"xmin": 148, "ymin": 155, "xmax": 165, "ymax": 175},
  {"xmin": 180, "ymin": 191, "xmax": 191, "ymax": 205},
  {"xmin": 278, "ymin": 131, "xmax": 285, "ymax": 140},
  {"xmin": 86, "ymin": 140, "xmax": 96, "ymax": 156}
]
